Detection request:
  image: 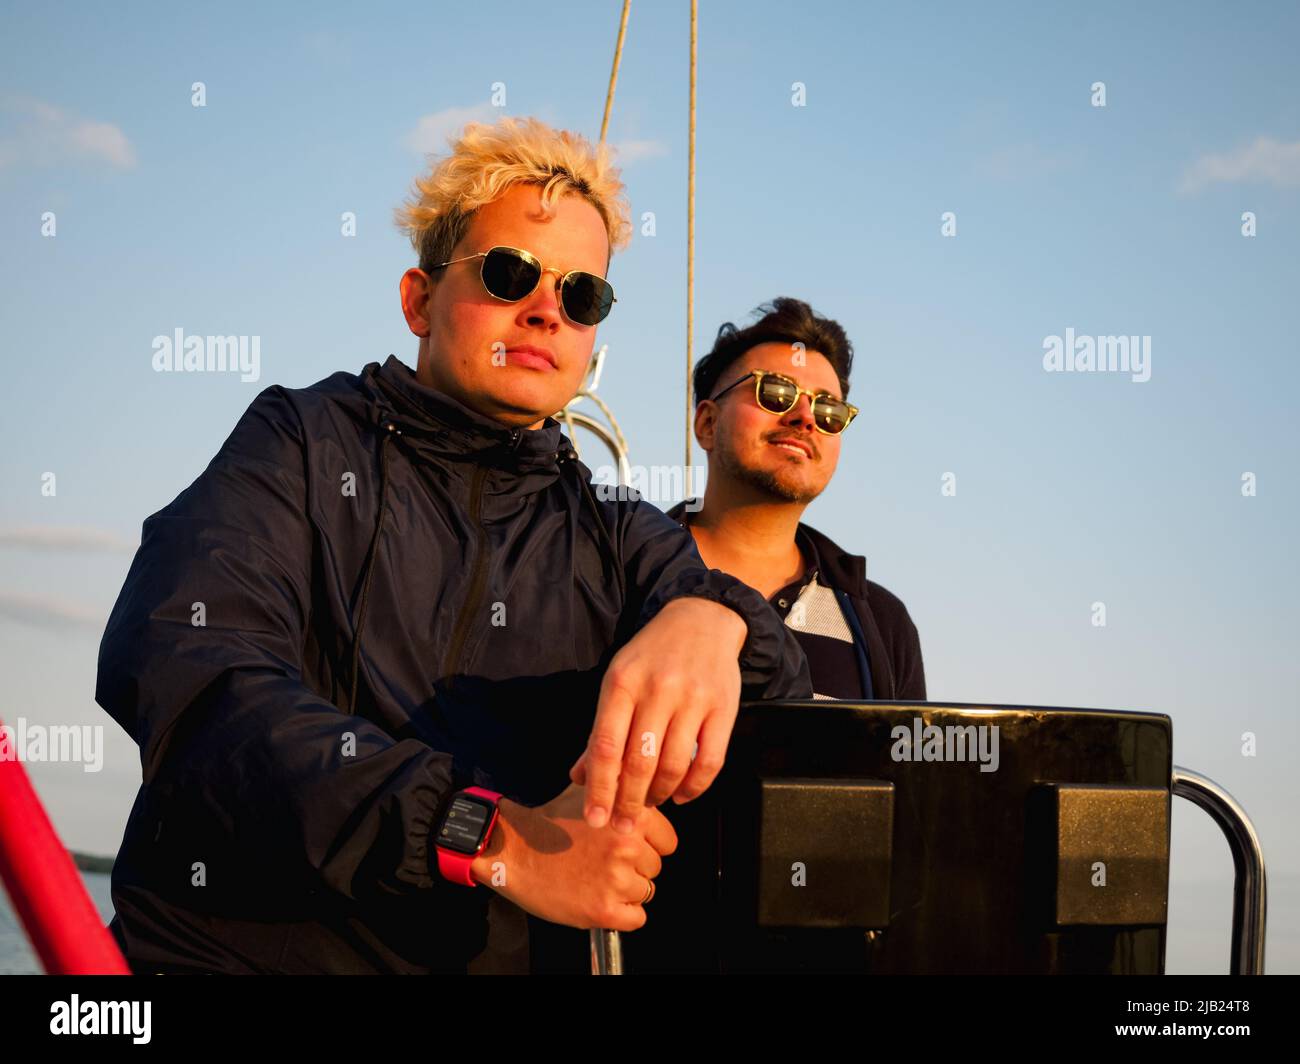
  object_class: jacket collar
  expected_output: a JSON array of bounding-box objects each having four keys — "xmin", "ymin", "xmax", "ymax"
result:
[
  {"xmin": 367, "ymin": 355, "xmax": 568, "ymax": 483},
  {"xmin": 665, "ymin": 499, "xmax": 870, "ymax": 600}
]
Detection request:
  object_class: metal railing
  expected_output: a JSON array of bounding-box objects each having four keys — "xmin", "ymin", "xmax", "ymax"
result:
[{"xmin": 1172, "ymin": 766, "xmax": 1268, "ymax": 974}]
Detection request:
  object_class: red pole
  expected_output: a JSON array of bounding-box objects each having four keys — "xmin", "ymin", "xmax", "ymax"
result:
[{"xmin": 0, "ymin": 717, "xmax": 130, "ymax": 974}]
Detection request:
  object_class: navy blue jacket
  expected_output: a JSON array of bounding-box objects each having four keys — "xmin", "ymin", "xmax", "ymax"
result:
[{"xmin": 95, "ymin": 355, "xmax": 812, "ymax": 974}]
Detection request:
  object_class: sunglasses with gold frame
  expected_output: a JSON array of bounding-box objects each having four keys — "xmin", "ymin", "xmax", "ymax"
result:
[{"xmin": 708, "ymin": 369, "xmax": 859, "ymax": 435}]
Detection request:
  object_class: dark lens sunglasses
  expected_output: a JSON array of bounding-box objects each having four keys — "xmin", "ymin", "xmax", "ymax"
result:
[
  {"xmin": 710, "ymin": 369, "xmax": 859, "ymax": 435},
  {"xmin": 425, "ymin": 245, "xmax": 616, "ymax": 327}
]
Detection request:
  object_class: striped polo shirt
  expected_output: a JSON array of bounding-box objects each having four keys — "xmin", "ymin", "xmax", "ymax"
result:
[{"xmin": 769, "ymin": 527, "xmax": 866, "ymax": 701}]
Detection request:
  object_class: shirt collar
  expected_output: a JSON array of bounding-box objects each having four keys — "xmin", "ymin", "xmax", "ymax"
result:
[{"xmin": 664, "ymin": 498, "xmax": 868, "ymax": 599}]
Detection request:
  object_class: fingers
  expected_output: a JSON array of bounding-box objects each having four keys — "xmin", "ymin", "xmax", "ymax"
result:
[
  {"xmin": 580, "ymin": 816, "xmax": 672, "ymax": 932},
  {"xmin": 608, "ymin": 693, "xmax": 675, "ymax": 833},
  {"xmin": 596, "ymin": 859, "xmax": 657, "ymax": 932},
  {"xmin": 568, "ymin": 751, "xmax": 587, "ymax": 785},
  {"xmin": 581, "ymin": 674, "xmax": 637, "ymax": 828},
  {"xmin": 614, "ymin": 866, "xmax": 657, "ymax": 932},
  {"xmin": 609, "ymin": 898, "xmax": 649, "ymax": 932},
  {"xmin": 584, "ymin": 636, "xmax": 741, "ymax": 833},
  {"xmin": 673, "ymin": 702, "xmax": 737, "ymax": 804},
  {"xmin": 621, "ymin": 872, "xmax": 656, "ymax": 906},
  {"xmin": 644, "ymin": 710, "xmax": 702, "ymax": 807},
  {"xmin": 639, "ymin": 808, "xmax": 679, "ymax": 857},
  {"xmin": 631, "ymin": 838, "xmax": 664, "ymax": 881}
]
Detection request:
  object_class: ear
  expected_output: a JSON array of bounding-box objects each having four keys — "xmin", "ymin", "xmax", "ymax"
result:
[
  {"xmin": 693, "ymin": 400, "xmax": 716, "ymax": 451},
  {"xmin": 399, "ymin": 268, "xmax": 433, "ymax": 338}
]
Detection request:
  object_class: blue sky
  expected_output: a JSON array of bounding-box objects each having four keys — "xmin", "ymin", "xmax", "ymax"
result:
[{"xmin": 1, "ymin": 1, "xmax": 1297, "ymax": 974}]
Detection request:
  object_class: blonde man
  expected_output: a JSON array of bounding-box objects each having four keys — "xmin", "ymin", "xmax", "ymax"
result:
[{"xmin": 97, "ymin": 117, "xmax": 811, "ymax": 974}]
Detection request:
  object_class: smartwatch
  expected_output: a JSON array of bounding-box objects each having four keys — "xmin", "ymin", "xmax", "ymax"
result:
[{"xmin": 434, "ymin": 786, "xmax": 502, "ymax": 886}]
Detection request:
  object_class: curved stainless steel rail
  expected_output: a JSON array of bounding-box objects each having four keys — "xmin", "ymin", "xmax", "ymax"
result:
[
  {"xmin": 1172, "ymin": 766, "xmax": 1268, "ymax": 974},
  {"xmin": 560, "ymin": 412, "xmax": 631, "ymax": 485}
]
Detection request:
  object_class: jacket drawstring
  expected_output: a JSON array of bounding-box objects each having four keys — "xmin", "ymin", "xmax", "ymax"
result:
[
  {"xmin": 834, "ymin": 586, "xmax": 876, "ymax": 700},
  {"xmin": 348, "ymin": 420, "xmax": 400, "ymax": 715}
]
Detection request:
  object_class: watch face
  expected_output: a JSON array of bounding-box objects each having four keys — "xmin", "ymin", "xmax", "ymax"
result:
[{"xmin": 437, "ymin": 794, "xmax": 494, "ymax": 855}]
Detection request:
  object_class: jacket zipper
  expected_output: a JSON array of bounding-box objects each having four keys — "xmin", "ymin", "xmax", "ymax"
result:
[
  {"xmin": 440, "ymin": 429, "xmax": 523, "ymax": 679},
  {"xmin": 442, "ymin": 464, "xmax": 489, "ymax": 680}
]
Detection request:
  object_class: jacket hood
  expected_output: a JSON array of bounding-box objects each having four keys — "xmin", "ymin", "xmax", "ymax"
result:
[{"xmin": 332, "ymin": 355, "xmax": 572, "ymax": 499}]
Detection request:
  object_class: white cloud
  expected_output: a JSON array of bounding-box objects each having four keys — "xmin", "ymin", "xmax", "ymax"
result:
[
  {"xmin": 0, "ymin": 96, "xmax": 136, "ymax": 171},
  {"xmin": 301, "ymin": 28, "xmax": 352, "ymax": 66},
  {"xmin": 403, "ymin": 104, "xmax": 498, "ymax": 155},
  {"xmin": 611, "ymin": 139, "xmax": 669, "ymax": 163},
  {"xmin": 1180, "ymin": 136, "xmax": 1300, "ymax": 193},
  {"xmin": 0, "ymin": 527, "xmax": 137, "ymax": 553},
  {"xmin": 974, "ymin": 142, "xmax": 1072, "ymax": 182},
  {"xmin": 0, "ymin": 591, "xmax": 105, "ymax": 630}
]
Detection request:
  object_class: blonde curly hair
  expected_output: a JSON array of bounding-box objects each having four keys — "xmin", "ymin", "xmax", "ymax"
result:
[{"xmin": 394, "ymin": 116, "xmax": 632, "ymax": 275}]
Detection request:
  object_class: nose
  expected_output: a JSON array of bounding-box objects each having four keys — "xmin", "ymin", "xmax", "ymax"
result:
[
  {"xmin": 516, "ymin": 269, "xmax": 564, "ymax": 331},
  {"xmin": 779, "ymin": 391, "xmax": 817, "ymax": 431}
]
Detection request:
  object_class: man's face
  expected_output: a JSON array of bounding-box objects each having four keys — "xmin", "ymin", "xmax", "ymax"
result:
[
  {"xmin": 696, "ymin": 343, "xmax": 846, "ymax": 504},
  {"xmin": 401, "ymin": 182, "xmax": 611, "ymax": 430}
]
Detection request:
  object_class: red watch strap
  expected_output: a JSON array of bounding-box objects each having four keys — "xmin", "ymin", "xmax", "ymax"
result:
[{"xmin": 436, "ymin": 786, "xmax": 502, "ymax": 887}]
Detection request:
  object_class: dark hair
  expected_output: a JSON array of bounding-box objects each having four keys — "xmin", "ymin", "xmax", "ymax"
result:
[{"xmin": 693, "ymin": 297, "xmax": 854, "ymax": 406}]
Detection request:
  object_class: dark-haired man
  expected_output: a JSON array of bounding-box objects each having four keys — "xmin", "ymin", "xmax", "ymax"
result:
[
  {"xmin": 625, "ymin": 297, "xmax": 928, "ymax": 973},
  {"xmin": 668, "ymin": 296, "xmax": 926, "ymax": 702}
]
